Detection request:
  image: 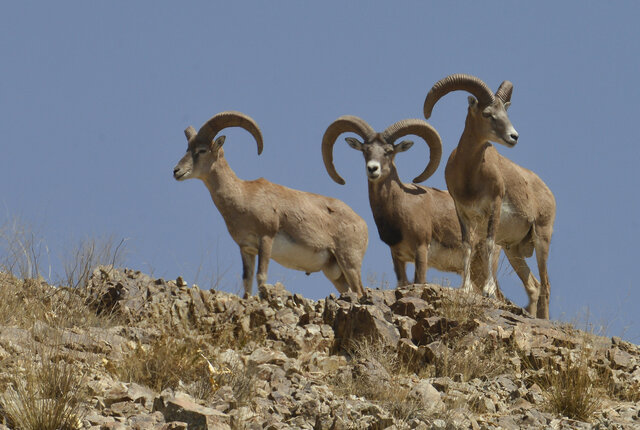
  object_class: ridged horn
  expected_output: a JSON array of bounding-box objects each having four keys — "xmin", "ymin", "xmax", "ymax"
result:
[
  {"xmin": 322, "ymin": 115, "xmax": 376, "ymax": 185},
  {"xmin": 495, "ymin": 80, "xmax": 513, "ymax": 104},
  {"xmin": 196, "ymin": 111, "xmax": 263, "ymax": 155},
  {"xmin": 423, "ymin": 74, "xmax": 495, "ymax": 119},
  {"xmin": 381, "ymin": 119, "xmax": 443, "ymax": 183}
]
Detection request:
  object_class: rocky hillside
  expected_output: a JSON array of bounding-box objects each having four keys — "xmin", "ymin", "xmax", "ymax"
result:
[{"xmin": 0, "ymin": 267, "xmax": 639, "ymax": 429}]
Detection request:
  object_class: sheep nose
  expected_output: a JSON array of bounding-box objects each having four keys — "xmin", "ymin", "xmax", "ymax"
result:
[
  {"xmin": 368, "ymin": 165, "xmax": 379, "ymax": 173},
  {"xmin": 510, "ymin": 133, "xmax": 519, "ymax": 142},
  {"xmin": 173, "ymin": 167, "xmax": 180, "ymax": 175}
]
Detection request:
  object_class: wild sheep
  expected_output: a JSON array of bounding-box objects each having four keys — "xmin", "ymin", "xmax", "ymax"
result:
[
  {"xmin": 173, "ymin": 111, "xmax": 368, "ymax": 297},
  {"xmin": 321, "ymin": 115, "xmax": 503, "ymax": 294},
  {"xmin": 424, "ymin": 74, "xmax": 556, "ymax": 318}
]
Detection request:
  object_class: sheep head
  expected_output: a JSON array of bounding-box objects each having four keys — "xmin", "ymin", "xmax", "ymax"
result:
[
  {"xmin": 173, "ymin": 111, "xmax": 264, "ymax": 181},
  {"xmin": 423, "ymin": 74, "xmax": 518, "ymax": 148},
  {"xmin": 322, "ymin": 116, "xmax": 442, "ymax": 184}
]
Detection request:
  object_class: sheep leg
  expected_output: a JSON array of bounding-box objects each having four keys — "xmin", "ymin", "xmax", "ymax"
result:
[
  {"xmin": 322, "ymin": 256, "xmax": 350, "ymax": 294},
  {"xmin": 491, "ymin": 246, "xmax": 506, "ymax": 301},
  {"xmin": 391, "ymin": 249, "xmax": 409, "ymax": 287},
  {"xmin": 481, "ymin": 200, "xmax": 501, "ymax": 298},
  {"xmin": 534, "ymin": 226, "xmax": 552, "ymax": 319},
  {"xmin": 457, "ymin": 212, "xmax": 474, "ymax": 293},
  {"xmin": 240, "ymin": 248, "xmax": 256, "ymax": 298},
  {"xmin": 413, "ymin": 244, "xmax": 428, "ymax": 284},
  {"xmin": 469, "ymin": 244, "xmax": 489, "ymax": 293},
  {"xmin": 256, "ymin": 235, "xmax": 273, "ymax": 287},
  {"xmin": 334, "ymin": 252, "xmax": 365, "ymax": 296},
  {"xmin": 326, "ymin": 273, "xmax": 350, "ymax": 294},
  {"xmin": 504, "ymin": 247, "xmax": 540, "ymax": 317}
]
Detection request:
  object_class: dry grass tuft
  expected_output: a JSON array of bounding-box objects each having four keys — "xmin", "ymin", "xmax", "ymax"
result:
[
  {"xmin": 61, "ymin": 236, "xmax": 127, "ymax": 289},
  {"xmin": 521, "ymin": 337, "xmax": 605, "ymax": 423},
  {"xmin": 108, "ymin": 332, "xmax": 256, "ymax": 403},
  {"xmin": 0, "ymin": 274, "xmax": 121, "ymax": 330},
  {"xmin": 0, "ymin": 347, "xmax": 86, "ymax": 430},
  {"xmin": 107, "ymin": 333, "xmax": 208, "ymax": 393},
  {"xmin": 436, "ymin": 287, "xmax": 486, "ymax": 326},
  {"xmin": 332, "ymin": 338, "xmax": 431, "ymax": 425},
  {"xmin": 430, "ymin": 337, "xmax": 512, "ymax": 382},
  {"xmin": 537, "ymin": 353, "xmax": 603, "ymax": 421},
  {"xmin": 0, "ymin": 215, "xmax": 50, "ymax": 280}
]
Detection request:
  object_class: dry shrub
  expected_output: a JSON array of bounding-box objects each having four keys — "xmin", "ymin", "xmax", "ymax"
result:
[
  {"xmin": 436, "ymin": 287, "xmax": 485, "ymax": 325},
  {"xmin": 0, "ymin": 215, "xmax": 50, "ymax": 280},
  {"xmin": 537, "ymin": 353, "xmax": 603, "ymax": 421},
  {"xmin": 214, "ymin": 360, "xmax": 256, "ymax": 406},
  {"xmin": 430, "ymin": 338, "xmax": 512, "ymax": 382},
  {"xmin": 332, "ymin": 338, "xmax": 430, "ymax": 425},
  {"xmin": 0, "ymin": 274, "xmax": 120, "ymax": 330},
  {"xmin": 210, "ymin": 318, "xmax": 267, "ymax": 352},
  {"xmin": 108, "ymin": 333, "xmax": 207, "ymax": 393},
  {"xmin": 0, "ymin": 348, "xmax": 86, "ymax": 430},
  {"xmin": 61, "ymin": 236, "xmax": 127, "ymax": 289},
  {"xmin": 521, "ymin": 339, "xmax": 605, "ymax": 422},
  {"xmin": 109, "ymin": 332, "xmax": 256, "ymax": 403},
  {"xmin": 181, "ymin": 352, "xmax": 255, "ymax": 404}
]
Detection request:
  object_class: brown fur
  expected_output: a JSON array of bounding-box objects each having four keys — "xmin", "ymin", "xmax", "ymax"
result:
[
  {"xmin": 347, "ymin": 136, "xmax": 502, "ymax": 292},
  {"xmin": 441, "ymin": 91, "xmax": 556, "ymax": 318},
  {"xmin": 174, "ymin": 129, "xmax": 367, "ymax": 298}
]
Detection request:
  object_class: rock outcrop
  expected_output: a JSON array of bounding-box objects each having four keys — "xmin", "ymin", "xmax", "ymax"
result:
[{"xmin": 0, "ymin": 267, "xmax": 638, "ymax": 429}]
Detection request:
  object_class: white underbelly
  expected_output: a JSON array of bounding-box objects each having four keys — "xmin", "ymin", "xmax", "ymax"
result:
[
  {"xmin": 497, "ymin": 199, "xmax": 531, "ymax": 245},
  {"xmin": 428, "ymin": 242, "xmax": 464, "ymax": 274},
  {"xmin": 271, "ymin": 232, "xmax": 331, "ymax": 273}
]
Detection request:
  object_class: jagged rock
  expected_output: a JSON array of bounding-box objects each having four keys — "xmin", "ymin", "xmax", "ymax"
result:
[
  {"xmin": 333, "ymin": 304, "xmax": 400, "ymax": 349},
  {"xmin": 423, "ymin": 340, "xmax": 449, "ymax": 364},
  {"xmin": 352, "ymin": 357, "xmax": 392, "ymax": 391},
  {"xmin": 2, "ymin": 269, "xmax": 640, "ymax": 430},
  {"xmin": 153, "ymin": 392, "xmax": 231, "ymax": 430},
  {"xmin": 411, "ymin": 316, "xmax": 460, "ymax": 345},
  {"xmin": 607, "ymin": 347, "xmax": 635, "ymax": 370},
  {"xmin": 407, "ymin": 380, "xmax": 444, "ymax": 413},
  {"xmin": 391, "ymin": 296, "xmax": 432, "ymax": 319},
  {"xmin": 247, "ymin": 347, "xmax": 288, "ymax": 366},
  {"xmin": 397, "ymin": 337, "xmax": 425, "ymax": 365}
]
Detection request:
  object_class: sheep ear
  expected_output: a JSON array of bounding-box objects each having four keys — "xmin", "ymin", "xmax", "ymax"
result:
[
  {"xmin": 504, "ymin": 101, "xmax": 511, "ymax": 111},
  {"xmin": 467, "ymin": 96, "xmax": 478, "ymax": 108},
  {"xmin": 345, "ymin": 137, "xmax": 364, "ymax": 151},
  {"xmin": 212, "ymin": 135, "xmax": 226, "ymax": 150},
  {"xmin": 395, "ymin": 140, "xmax": 414, "ymax": 153},
  {"xmin": 184, "ymin": 126, "xmax": 197, "ymax": 141}
]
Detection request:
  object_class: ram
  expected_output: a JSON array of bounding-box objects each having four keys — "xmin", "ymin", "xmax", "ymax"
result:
[
  {"xmin": 173, "ymin": 111, "xmax": 368, "ymax": 297},
  {"xmin": 322, "ymin": 115, "xmax": 502, "ymax": 294},
  {"xmin": 424, "ymin": 74, "xmax": 556, "ymax": 318}
]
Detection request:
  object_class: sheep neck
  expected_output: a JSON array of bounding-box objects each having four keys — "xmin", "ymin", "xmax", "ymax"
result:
[
  {"xmin": 202, "ymin": 155, "xmax": 245, "ymax": 218},
  {"xmin": 367, "ymin": 166, "xmax": 405, "ymax": 243},
  {"xmin": 454, "ymin": 115, "xmax": 493, "ymax": 173}
]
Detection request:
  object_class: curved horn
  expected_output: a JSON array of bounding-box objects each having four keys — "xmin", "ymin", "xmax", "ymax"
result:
[
  {"xmin": 495, "ymin": 80, "xmax": 513, "ymax": 104},
  {"xmin": 423, "ymin": 74, "xmax": 495, "ymax": 119},
  {"xmin": 196, "ymin": 111, "xmax": 264, "ymax": 155},
  {"xmin": 381, "ymin": 119, "xmax": 443, "ymax": 183},
  {"xmin": 321, "ymin": 115, "xmax": 376, "ymax": 185}
]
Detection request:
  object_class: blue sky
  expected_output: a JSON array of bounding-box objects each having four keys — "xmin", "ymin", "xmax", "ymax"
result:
[{"xmin": 2, "ymin": 2, "xmax": 639, "ymax": 341}]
